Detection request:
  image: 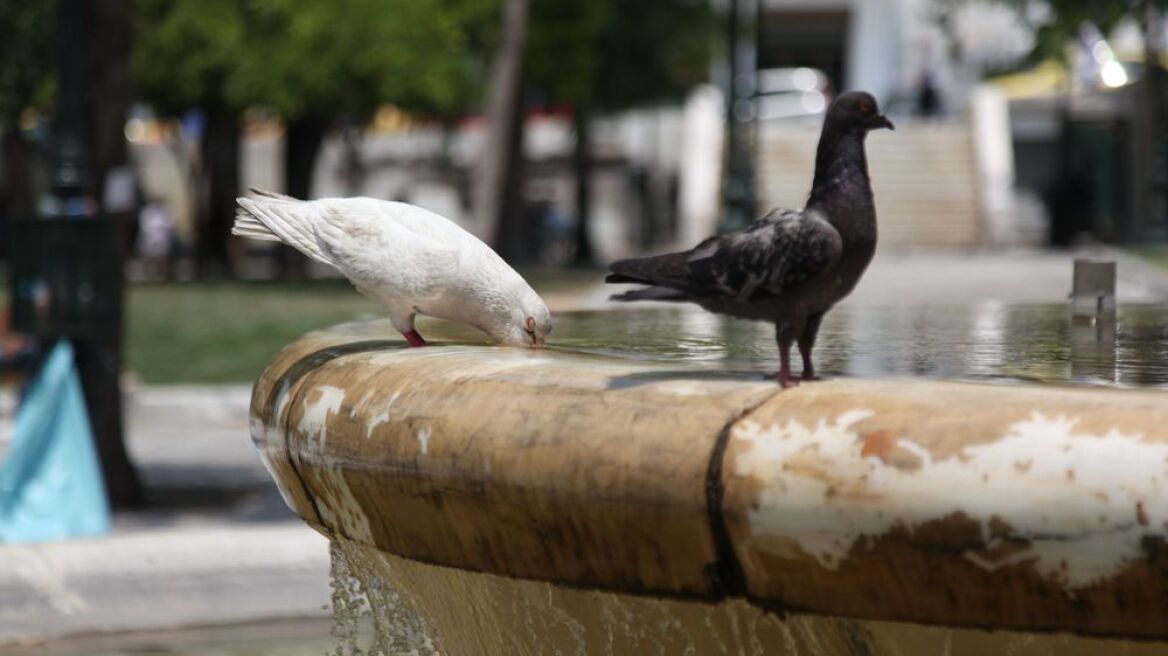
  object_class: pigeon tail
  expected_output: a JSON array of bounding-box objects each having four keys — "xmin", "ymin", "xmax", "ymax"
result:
[
  {"xmin": 609, "ymin": 286, "xmax": 689, "ymax": 302},
  {"xmin": 247, "ymin": 187, "xmax": 299, "ymax": 202},
  {"xmin": 233, "ymin": 193, "xmax": 335, "ymax": 265},
  {"xmin": 606, "ymin": 252, "xmax": 691, "ymax": 289}
]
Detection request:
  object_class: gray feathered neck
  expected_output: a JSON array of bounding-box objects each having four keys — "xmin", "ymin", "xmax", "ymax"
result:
[{"xmin": 805, "ymin": 122, "xmax": 874, "ymax": 234}]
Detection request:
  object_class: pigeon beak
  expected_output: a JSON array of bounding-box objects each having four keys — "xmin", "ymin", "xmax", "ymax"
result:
[
  {"xmin": 876, "ymin": 114, "xmax": 895, "ymax": 131},
  {"xmin": 531, "ymin": 335, "xmax": 546, "ymax": 348}
]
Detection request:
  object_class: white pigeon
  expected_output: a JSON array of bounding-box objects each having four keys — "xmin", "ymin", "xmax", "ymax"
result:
[{"xmin": 232, "ymin": 188, "xmax": 552, "ymax": 348}]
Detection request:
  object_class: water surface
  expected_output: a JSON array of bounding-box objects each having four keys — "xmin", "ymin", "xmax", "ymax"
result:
[
  {"xmin": 422, "ymin": 302, "xmax": 1168, "ymax": 388},
  {"xmin": 0, "ymin": 618, "xmax": 345, "ymax": 656}
]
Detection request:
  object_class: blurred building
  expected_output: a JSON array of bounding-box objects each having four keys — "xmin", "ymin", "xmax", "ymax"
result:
[
  {"xmin": 757, "ymin": 0, "xmax": 987, "ymax": 111},
  {"xmin": 1003, "ymin": 19, "xmax": 1168, "ymax": 245},
  {"xmin": 752, "ymin": 0, "xmax": 1037, "ymax": 251},
  {"xmin": 122, "ymin": 1, "xmax": 1165, "ymax": 270},
  {"xmin": 755, "ymin": 1, "xmax": 1167, "ymax": 250}
]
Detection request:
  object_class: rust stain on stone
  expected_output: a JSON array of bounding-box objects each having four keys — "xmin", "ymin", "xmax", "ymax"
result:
[
  {"xmin": 860, "ymin": 430, "xmax": 895, "ymax": 460},
  {"xmin": 859, "ymin": 429, "xmax": 923, "ymax": 471}
]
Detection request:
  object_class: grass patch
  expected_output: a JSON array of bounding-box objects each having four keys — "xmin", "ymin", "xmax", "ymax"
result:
[
  {"xmin": 1129, "ymin": 245, "xmax": 1168, "ymax": 269},
  {"xmin": 3, "ymin": 265, "xmax": 600, "ymax": 384},
  {"xmin": 127, "ymin": 279, "xmax": 379, "ymax": 384},
  {"xmin": 125, "ymin": 267, "xmax": 600, "ymax": 384}
]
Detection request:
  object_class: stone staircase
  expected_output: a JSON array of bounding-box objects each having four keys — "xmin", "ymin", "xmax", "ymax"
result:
[{"xmin": 757, "ymin": 120, "xmax": 984, "ymax": 249}]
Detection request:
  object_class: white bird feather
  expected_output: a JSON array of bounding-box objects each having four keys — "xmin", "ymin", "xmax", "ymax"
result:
[{"xmin": 233, "ymin": 188, "xmax": 552, "ymax": 347}]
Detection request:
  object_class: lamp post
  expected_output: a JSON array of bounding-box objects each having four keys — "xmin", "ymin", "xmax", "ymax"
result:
[
  {"xmin": 45, "ymin": 0, "xmax": 143, "ymax": 508},
  {"xmin": 718, "ymin": 0, "xmax": 759, "ymax": 234}
]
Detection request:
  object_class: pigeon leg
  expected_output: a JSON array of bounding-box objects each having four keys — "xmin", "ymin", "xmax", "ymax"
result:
[
  {"xmin": 765, "ymin": 340, "xmax": 799, "ymax": 388},
  {"xmin": 402, "ymin": 330, "xmax": 427, "ymax": 347},
  {"xmin": 798, "ymin": 312, "xmax": 824, "ymax": 381}
]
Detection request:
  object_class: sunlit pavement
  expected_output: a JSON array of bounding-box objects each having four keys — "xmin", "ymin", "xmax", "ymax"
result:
[{"xmin": 0, "ymin": 385, "xmax": 330, "ymax": 647}]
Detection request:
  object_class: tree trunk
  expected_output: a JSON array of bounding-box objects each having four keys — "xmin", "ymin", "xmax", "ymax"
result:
[
  {"xmin": 75, "ymin": 337, "xmax": 143, "ymax": 510},
  {"xmin": 493, "ymin": 82, "xmax": 528, "ymax": 261},
  {"xmin": 1138, "ymin": 1, "xmax": 1165, "ymax": 239},
  {"xmin": 284, "ymin": 116, "xmax": 327, "ymax": 200},
  {"xmin": 0, "ymin": 129, "xmax": 34, "ymax": 218},
  {"xmin": 84, "ymin": 0, "xmax": 132, "ymax": 212},
  {"xmin": 475, "ymin": 0, "xmax": 529, "ymax": 249},
  {"xmin": 197, "ymin": 105, "xmax": 241, "ymax": 278},
  {"xmin": 571, "ymin": 106, "xmax": 595, "ymax": 266},
  {"xmin": 278, "ymin": 116, "xmax": 328, "ymax": 279},
  {"xmin": 79, "ymin": 0, "xmax": 143, "ymax": 509}
]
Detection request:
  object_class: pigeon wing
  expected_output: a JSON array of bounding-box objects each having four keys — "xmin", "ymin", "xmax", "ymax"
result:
[
  {"xmin": 678, "ymin": 208, "xmax": 842, "ymax": 300},
  {"xmin": 311, "ymin": 200, "xmax": 461, "ymax": 301}
]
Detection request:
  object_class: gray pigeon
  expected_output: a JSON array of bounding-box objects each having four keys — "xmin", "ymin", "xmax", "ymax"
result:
[{"xmin": 606, "ymin": 91, "xmax": 894, "ymax": 387}]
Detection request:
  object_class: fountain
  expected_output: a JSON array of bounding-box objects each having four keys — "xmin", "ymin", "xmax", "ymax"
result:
[{"xmin": 251, "ymin": 315, "xmax": 1168, "ymax": 654}]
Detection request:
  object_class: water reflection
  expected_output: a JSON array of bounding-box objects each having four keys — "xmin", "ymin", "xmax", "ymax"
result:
[
  {"xmin": 1069, "ymin": 317, "xmax": 1118, "ymax": 385},
  {"xmin": 0, "ymin": 618, "xmax": 348, "ymax": 656},
  {"xmin": 511, "ymin": 303, "xmax": 1168, "ymax": 388}
]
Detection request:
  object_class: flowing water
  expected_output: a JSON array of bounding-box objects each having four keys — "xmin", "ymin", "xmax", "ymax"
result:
[
  {"xmin": 326, "ymin": 540, "xmax": 436, "ymax": 656},
  {"xmin": 322, "ymin": 536, "xmax": 1168, "ymax": 656},
  {"xmin": 419, "ymin": 302, "xmax": 1168, "ymax": 388}
]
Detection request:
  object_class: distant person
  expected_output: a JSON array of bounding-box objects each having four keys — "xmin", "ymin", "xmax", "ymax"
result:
[
  {"xmin": 103, "ymin": 165, "xmax": 139, "ymax": 252},
  {"xmin": 136, "ymin": 199, "xmax": 175, "ymax": 279},
  {"xmin": 916, "ymin": 71, "xmax": 943, "ymax": 119},
  {"xmin": 0, "ymin": 309, "xmax": 38, "ymax": 401}
]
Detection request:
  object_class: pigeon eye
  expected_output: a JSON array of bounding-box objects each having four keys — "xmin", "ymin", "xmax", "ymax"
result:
[
  {"xmin": 525, "ymin": 316, "xmax": 536, "ymax": 333},
  {"xmin": 860, "ymin": 101, "xmax": 873, "ymax": 114}
]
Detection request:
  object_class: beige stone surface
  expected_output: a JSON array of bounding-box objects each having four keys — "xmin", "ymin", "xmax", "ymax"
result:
[
  {"xmin": 254, "ymin": 321, "xmax": 1168, "ymax": 639},
  {"xmin": 252, "ymin": 321, "xmax": 775, "ymax": 595},
  {"xmin": 721, "ymin": 379, "xmax": 1168, "ymax": 638}
]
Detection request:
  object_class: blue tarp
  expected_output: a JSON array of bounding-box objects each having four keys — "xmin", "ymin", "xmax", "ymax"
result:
[{"xmin": 0, "ymin": 341, "xmax": 110, "ymax": 543}]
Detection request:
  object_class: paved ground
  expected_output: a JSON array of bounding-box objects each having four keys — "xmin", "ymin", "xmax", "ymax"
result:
[
  {"xmin": 2, "ymin": 248, "xmax": 1166, "ymax": 647},
  {"xmin": 0, "ymin": 386, "xmax": 331, "ymax": 647},
  {"xmin": 849, "ymin": 247, "xmax": 1168, "ymax": 305}
]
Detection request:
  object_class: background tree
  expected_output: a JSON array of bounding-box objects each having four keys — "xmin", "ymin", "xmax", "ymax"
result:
[
  {"xmin": 0, "ymin": 2, "xmax": 54, "ymax": 224},
  {"xmin": 236, "ymin": 0, "xmax": 491, "ymax": 202},
  {"xmin": 523, "ymin": 0, "xmax": 713, "ymax": 265},
  {"xmin": 86, "ymin": 0, "xmax": 134, "ymax": 214},
  {"xmin": 0, "ymin": 0, "xmax": 135, "ymax": 239},
  {"xmin": 984, "ymin": 0, "xmax": 1166, "ymax": 238},
  {"xmin": 235, "ymin": 0, "xmax": 492, "ymax": 275},
  {"xmin": 477, "ymin": 0, "xmax": 532, "ymax": 262},
  {"xmin": 136, "ymin": 0, "xmax": 494, "ymax": 277},
  {"xmin": 135, "ymin": 0, "xmax": 250, "ymax": 277}
]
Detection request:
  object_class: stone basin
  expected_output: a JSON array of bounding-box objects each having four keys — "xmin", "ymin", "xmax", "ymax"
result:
[{"xmin": 251, "ymin": 318, "xmax": 1168, "ymax": 653}]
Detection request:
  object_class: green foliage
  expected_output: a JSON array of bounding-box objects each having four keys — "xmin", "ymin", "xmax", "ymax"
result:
[
  {"xmin": 1023, "ymin": 0, "xmax": 1127, "ymax": 65},
  {"xmin": 134, "ymin": 0, "xmax": 249, "ymax": 113},
  {"xmin": 966, "ymin": 0, "xmax": 1165, "ymax": 68},
  {"xmin": 592, "ymin": 0, "xmax": 714, "ymax": 110},
  {"xmin": 524, "ymin": 0, "xmax": 713, "ymax": 111},
  {"xmin": 524, "ymin": 0, "xmax": 613, "ymax": 106},
  {"xmin": 135, "ymin": 0, "xmax": 496, "ymax": 120},
  {"xmin": 235, "ymin": 0, "xmax": 496, "ymax": 119},
  {"xmin": 0, "ymin": 2, "xmax": 54, "ymax": 127}
]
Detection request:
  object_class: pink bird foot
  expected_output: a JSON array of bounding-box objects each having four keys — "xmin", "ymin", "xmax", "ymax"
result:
[
  {"xmin": 402, "ymin": 330, "xmax": 427, "ymax": 347},
  {"xmin": 764, "ymin": 341, "xmax": 799, "ymax": 387},
  {"xmin": 764, "ymin": 372, "xmax": 800, "ymax": 388}
]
